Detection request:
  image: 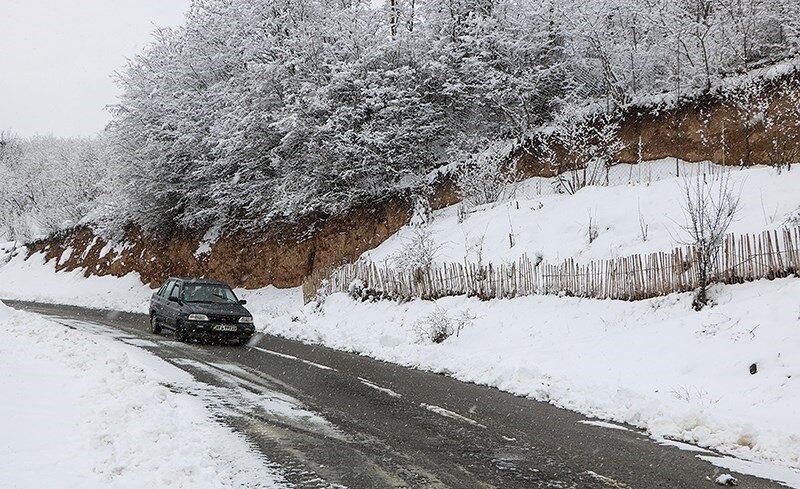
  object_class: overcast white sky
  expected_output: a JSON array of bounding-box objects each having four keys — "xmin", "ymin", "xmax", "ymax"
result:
[{"xmin": 0, "ymin": 0, "xmax": 190, "ymax": 137}]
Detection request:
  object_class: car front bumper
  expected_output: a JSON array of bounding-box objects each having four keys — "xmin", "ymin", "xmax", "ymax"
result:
[{"xmin": 185, "ymin": 321, "xmax": 254, "ymax": 341}]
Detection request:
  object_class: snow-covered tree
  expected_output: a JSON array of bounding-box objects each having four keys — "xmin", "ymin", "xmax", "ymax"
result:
[
  {"xmin": 97, "ymin": 0, "xmax": 800, "ymax": 235},
  {"xmin": 0, "ymin": 134, "xmax": 106, "ymax": 241}
]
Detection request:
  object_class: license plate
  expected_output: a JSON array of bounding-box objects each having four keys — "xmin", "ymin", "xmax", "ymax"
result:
[{"xmin": 213, "ymin": 324, "xmax": 237, "ymax": 332}]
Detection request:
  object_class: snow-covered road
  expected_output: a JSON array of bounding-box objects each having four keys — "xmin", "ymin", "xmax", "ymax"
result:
[{"xmin": 3, "ymin": 299, "xmax": 797, "ymax": 489}]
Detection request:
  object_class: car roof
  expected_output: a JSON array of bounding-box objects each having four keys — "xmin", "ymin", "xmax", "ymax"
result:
[{"xmin": 167, "ymin": 277, "xmax": 230, "ymax": 286}]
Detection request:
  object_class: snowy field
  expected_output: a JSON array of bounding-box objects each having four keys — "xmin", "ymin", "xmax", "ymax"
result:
[
  {"xmin": 0, "ymin": 301, "xmax": 289, "ymax": 488},
  {"xmin": 1, "ymin": 162, "xmax": 800, "ymax": 482}
]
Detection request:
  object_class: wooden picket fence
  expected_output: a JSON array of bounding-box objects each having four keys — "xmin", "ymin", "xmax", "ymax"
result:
[{"xmin": 303, "ymin": 226, "xmax": 800, "ymax": 303}]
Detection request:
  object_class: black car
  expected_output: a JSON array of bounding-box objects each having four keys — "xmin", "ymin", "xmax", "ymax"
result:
[{"xmin": 149, "ymin": 277, "xmax": 255, "ymax": 345}]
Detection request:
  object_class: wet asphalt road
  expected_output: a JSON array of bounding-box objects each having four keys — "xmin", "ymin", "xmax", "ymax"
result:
[{"xmin": 5, "ymin": 299, "xmax": 789, "ymax": 489}]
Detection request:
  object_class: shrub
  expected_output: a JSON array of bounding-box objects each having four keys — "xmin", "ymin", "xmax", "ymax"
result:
[
  {"xmin": 412, "ymin": 308, "xmax": 474, "ymax": 344},
  {"xmin": 391, "ymin": 226, "xmax": 442, "ymax": 274},
  {"xmin": 348, "ymin": 278, "xmax": 365, "ymax": 300}
]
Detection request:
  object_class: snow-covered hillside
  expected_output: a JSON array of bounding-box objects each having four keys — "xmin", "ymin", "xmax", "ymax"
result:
[
  {"xmin": 279, "ymin": 161, "xmax": 800, "ymax": 478},
  {"xmin": 366, "ymin": 160, "xmax": 800, "ymax": 266}
]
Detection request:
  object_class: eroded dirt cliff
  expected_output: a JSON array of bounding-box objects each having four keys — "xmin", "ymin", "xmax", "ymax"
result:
[{"xmin": 28, "ymin": 199, "xmax": 412, "ymax": 289}]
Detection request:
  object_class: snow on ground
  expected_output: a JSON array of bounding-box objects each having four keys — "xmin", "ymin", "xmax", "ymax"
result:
[
  {"xmin": 0, "ymin": 301, "xmax": 289, "ymax": 489},
  {"xmin": 272, "ymin": 278, "xmax": 800, "ymax": 475},
  {"xmin": 239, "ymin": 285, "xmax": 303, "ymax": 325},
  {"xmin": 365, "ymin": 161, "xmax": 800, "ymax": 266},
  {"xmin": 0, "ymin": 240, "xmax": 18, "ymax": 264}
]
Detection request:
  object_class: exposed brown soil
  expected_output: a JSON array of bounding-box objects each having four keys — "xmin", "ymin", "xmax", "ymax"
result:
[
  {"xmin": 28, "ymin": 199, "xmax": 411, "ymax": 289},
  {"xmin": 515, "ymin": 73, "xmax": 800, "ymax": 175},
  {"xmin": 25, "ymin": 74, "xmax": 800, "ymax": 290}
]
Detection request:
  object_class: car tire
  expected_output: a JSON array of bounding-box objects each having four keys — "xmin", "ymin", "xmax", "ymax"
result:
[
  {"xmin": 174, "ymin": 321, "xmax": 187, "ymax": 342},
  {"xmin": 150, "ymin": 315, "xmax": 162, "ymax": 335}
]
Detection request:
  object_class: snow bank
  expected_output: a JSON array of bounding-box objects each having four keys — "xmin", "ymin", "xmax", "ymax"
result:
[
  {"xmin": 0, "ymin": 250, "xmax": 302, "ymax": 327},
  {"xmin": 0, "ymin": 301, "xmax": 288, "ymax": 488},
  {"xmin": 0, "ymin": 252, "xmax": 153, "ymax": 313},
  {"xmin": 271, "ymin": 278, "xmax": 800, "ymax": 470},
  {"xmin": 238, "ymin": 285, "xmax": 303, "ymax": 325}
]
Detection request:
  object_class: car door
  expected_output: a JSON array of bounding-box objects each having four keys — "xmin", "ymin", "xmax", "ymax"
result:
[
  {"xmin": 164, "ymin": 280, "xmax": 183, "ymax": 329},
  {"xmin": 154, "ymin": 280, "xmax": 173, "ymax": 320}
]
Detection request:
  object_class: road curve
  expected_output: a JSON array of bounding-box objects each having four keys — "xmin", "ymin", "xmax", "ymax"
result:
[{"xmin": 5, "ymin": 300, "xmax": 789, "ymax": 489}]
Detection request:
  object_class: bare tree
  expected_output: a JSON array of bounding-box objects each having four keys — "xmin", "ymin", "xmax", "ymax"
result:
[
  {"xmin": 594, "ymin": 113, "xmax": 624, "ymax": 184},
  {"xmin": 587, "ymin": 212, "xmax": 599, "ymax": 244},
  {"xmin": 551, "ymin": 113, "xmax": 623, "ymax": 194},
  {"xmin": 638, "ymin": 202, "xmax": 649, "ymax": 241},
  {"xmin": 552, "ymin": 117, "xmax": 597, "ymax": 194},
  {"xmin": 679, "ymin": 170, "xmax": 741, "ymax": 310}
]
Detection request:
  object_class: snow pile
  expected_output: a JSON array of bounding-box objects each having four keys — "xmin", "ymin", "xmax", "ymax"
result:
[
  {"xmin": 0, "ymin": 301, "xmax": 288, "ymax": 488},
  {"xmin": 272, "ymin": 278, "xmax": 800, "ymax": 470},
  {"xmin": 240, "ymin": 285, "xmax": 303, "ymax": 325},
  {"xmin": 715, "ymin": 473, "xmax": 739, "ymax": 486}
]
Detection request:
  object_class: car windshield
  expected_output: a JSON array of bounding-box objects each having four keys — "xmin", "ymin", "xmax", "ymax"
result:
[{"xmin": 182, "ymin": 283, "xmax": 238, "ymax": 304}]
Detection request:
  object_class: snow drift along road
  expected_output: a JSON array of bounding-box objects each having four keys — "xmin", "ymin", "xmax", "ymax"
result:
[{"xmin": 0, "ymin": 301, "xmax": 289, "ymax": 489}]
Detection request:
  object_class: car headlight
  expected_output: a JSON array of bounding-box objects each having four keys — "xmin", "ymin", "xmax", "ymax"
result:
[
  {"xmin": 188, "ymin": 313, "xmax": 209, "ymax": 321},
  {"xmin": 238, "ymin": 316, "xmax": 254, "ymax": 324}
]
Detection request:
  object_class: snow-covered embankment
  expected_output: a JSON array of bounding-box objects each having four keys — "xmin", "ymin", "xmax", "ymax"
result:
[{"xmin": 270, "ymin": 162, "xmax": 800, "ymax": 476}]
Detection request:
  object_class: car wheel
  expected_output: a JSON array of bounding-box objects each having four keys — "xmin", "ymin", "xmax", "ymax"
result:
[
  {"xmin": 174, "ymin": 321, "xmax": 187, "ymax": 342},
  {"xmin": 150, "ymin": 315, "xmax": 162, "ymax": 335}
]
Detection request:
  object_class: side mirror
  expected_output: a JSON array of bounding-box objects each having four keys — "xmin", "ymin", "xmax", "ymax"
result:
[
  {"xmin": 168, "ymin": 296, "xmax": 181, "ymax": 304},
  {"xmin": 239, "ymin": 299, "xmax": 247, "ymax": 305}
]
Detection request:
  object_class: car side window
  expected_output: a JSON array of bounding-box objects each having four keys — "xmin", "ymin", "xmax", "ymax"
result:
[
  {"xmin": 161, "ymin": 281, "xmax": 173, "ymax": 298},
  {"xmin": 169, "ymin": 282, "xmax": 181, "ymax": 299}
]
